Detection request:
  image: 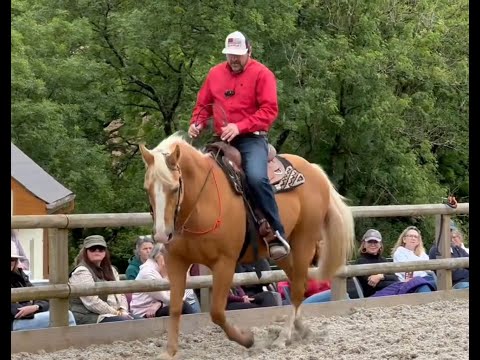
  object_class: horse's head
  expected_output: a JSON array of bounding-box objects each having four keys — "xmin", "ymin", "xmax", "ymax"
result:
[{"xmin": 139, "ymin": 140, "xmax": 183, "ymax": 244}]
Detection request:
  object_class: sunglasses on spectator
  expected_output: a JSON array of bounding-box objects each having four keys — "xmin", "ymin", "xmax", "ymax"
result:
[
  {"xmin": 404, "ymin": 234, "xmax": 419, "ymax": 239},
  {"xmin": 366, "ymin": 240, "xmax": 380, "ymax": 244},
  {"xmin": 87, "ymin": 246, "xmax": 106, "ymax": 252}
]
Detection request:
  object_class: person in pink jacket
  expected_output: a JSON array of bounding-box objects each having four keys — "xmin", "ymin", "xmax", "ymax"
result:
[
  {"xmin": 188, "ymin": 31, "xmax": 290, "ymax": 261},
  {"xmin": 130, "ymin": 243, "xmax": 200, "ymax": 318}
]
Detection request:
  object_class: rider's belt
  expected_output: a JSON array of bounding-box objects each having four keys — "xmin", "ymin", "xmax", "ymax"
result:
[{"xmin": 253, "ymin": 131, "xmax": 268, "ymax": 136}]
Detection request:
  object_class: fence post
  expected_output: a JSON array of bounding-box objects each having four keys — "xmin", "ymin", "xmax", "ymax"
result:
[
  {"xmin": 435, "ymin": 215, "xmax": 452, "ymax": 290},
  {"xmin": 48, "ymin": 228, "xmax": 70, "ymax": 327},
  {"xmin": 331, "ymin": 276, "xmax": 347, "ymax": 301},
  {"xmin": 198, "ymin": 264, "xmax": 212, "ymax": 312}
]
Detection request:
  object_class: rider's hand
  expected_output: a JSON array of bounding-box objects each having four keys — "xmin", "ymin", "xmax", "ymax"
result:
[
  {"xmin": 188, "ymin": 123, "xmax": 202, "ymax": 138},
  {"xmin": 221, "ymin": 123, "xmax": 240, "ymax": 142}
]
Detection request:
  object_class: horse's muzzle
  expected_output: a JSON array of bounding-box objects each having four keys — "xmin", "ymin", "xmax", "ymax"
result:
[{"xmin": 154, "ymin": 232, "xmax": 173, "ymax": 244}]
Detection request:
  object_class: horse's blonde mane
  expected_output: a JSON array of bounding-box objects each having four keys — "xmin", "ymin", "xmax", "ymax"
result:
[{"xmin": 146, "ymin": 131, "xmax": 205, "ymax": 188}]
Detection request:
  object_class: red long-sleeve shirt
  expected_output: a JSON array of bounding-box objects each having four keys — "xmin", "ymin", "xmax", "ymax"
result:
[{"xmin": 190, "ymin": 59, "xmax": 278, "ymax": 135}]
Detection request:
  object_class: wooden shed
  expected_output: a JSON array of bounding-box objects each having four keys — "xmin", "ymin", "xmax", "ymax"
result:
[{"xmin": 11, "ymin": 142, "xmax": 76, "ymax": 279}]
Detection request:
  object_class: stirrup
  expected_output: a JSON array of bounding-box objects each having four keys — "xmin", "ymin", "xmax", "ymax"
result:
[
  {"xmin": 274, "ymin": 230, "xmax": 291, "ymax": 251},
  {"xmin": 268, "ymin": 231, "xmax": 291, "ymax": 261}
]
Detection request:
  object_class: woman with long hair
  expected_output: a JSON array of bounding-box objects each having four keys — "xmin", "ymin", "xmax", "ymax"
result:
[{"xmin": 69, "ymin": 235, "xmax": 142, "ymax": 324}]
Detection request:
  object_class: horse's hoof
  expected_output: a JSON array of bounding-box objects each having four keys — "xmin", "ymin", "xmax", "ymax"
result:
[
  {"xmin": 294, "ymin": 320, "xmax": 312, "ymax": 339},
  {"xmin": 156, "ymin": 352, "xmax": 176, "ymax": 360},
  {"xmin": 271, "ymin": 338, "xmax": 287, "ymax": 349},
  {"xmin": 240, "ymin": 328, "xmax": 255, "ymax": 348}
]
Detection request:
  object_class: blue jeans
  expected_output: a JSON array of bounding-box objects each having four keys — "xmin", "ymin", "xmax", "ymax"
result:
[
  {"xmin": 453, "ymin": 281, "xmax": 469, "ymax": 289},
  {"xmin": 303, "ymin": 290, "xmax": 332, "ymax": 304},
  {"xmin": 189, "ymin": 300, "xmax": 201, "ymax": 313},
  {"xmin": 284, "ymin": 287, "xmax": 348, "ymax": 305},
  {"xmin": 414, "ymin": 285, "xmax": 432, "ymax": 293},
  {"xmin": 12, "ymin": 311, "xmax": 77, "ymax": 331},
  {"xmin": 231, "ymin": 135, "xmax": 285, "ymax": 236}
]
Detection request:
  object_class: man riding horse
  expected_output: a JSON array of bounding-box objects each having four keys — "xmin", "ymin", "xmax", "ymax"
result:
[{"xmin": 188, "ymin": 30, "xmax": 290, "ymax": 261}]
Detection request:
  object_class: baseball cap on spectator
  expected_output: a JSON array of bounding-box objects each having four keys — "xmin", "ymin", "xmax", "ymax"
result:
[
  {"xmin": 222, "ymin": 31, "xmax": 249, "ymax": 55},
  {"xmin": 362, "ymin": 229, "xmax": 382, "ymax": 242},
  {"xmin": 83, "ymin": 235, "xmax": 107, "ymax": 249}
]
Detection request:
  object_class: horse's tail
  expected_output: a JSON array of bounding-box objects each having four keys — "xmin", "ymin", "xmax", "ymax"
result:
[{"xmin": 311, "ymin": 164, "xmax": 355, "ymax": 280}]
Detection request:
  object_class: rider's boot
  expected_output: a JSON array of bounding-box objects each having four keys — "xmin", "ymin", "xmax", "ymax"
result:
[{"xmin": 267, "ymin": 230, "xmax": 291, "ymax": 261}]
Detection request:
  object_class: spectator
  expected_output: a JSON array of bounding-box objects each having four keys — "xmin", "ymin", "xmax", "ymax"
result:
[
  {"xmin": 391, "ymin": 226, "xmax": 436, "ymax": 288},
  {"xmin": 429, "ymin": 229, "xmax": 469, "ymax": 289},
  {"xmin": 11, "ymin": 230, "xmax": 30, "ymax": 276},
  {"xmin": 236, "ymin": 260, "xmax": 279, "ymax": 296},
  {"xmin": 451, "ymin": 228, "xmax": 469, "ymax": 254},
  {"xmin": 226, "ymin": 285, "xmax": 280, "ymax": 310},
  {"xmin": 69, "ymin": 235, "xmax": 142, "ymax": 324},
  {"xmin": 126, "ymin": 235, "xmax": 155, "ymax": 280},
  {"xmin": 226, "ymin": 261, "xmax": 281, "ymax": 310},
  {"xmin": 353, "ymin": 229, "xmax": 433, "ymax": 298},
  {"xmin": 130, "ymin": 243, "xmax": 199, "ymax": 318},
  {"xmin": 11, "ymin": 241, "xmax": 76, "ymax": 330}
]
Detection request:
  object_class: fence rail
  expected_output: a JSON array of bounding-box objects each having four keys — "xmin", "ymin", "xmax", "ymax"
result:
[
  {"xmin": 11, "ymin": 203, "xmax": 469, "ymax": 229},
  {"xmin": 11, "ymin": 258, "xmax": 469, "ymax": 302},
  {"xmin": 11, "ymin": 202, "xmax": 469, "ymax": 327}
]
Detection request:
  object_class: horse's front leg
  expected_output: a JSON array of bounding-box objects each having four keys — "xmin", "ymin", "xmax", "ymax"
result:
[
  {"xmin": 210, "ymin": 258, "xmax": 254, "ymax": 348},
  {"xmin": 163, "ymin": 256, "xmax": 190, "ymax": 359}
]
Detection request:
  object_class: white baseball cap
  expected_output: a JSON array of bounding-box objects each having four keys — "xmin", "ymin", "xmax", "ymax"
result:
[{"xmin": 222, "ymin": 31, "xmax": 249, "ymax": 55}]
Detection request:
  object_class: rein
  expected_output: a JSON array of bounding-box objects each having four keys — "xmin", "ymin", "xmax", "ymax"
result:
[{"xmin": 174, "ymin": 147, "xmax": 223, "ymax": 235}]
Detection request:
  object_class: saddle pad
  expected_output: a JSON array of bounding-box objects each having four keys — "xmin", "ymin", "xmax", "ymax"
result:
[{"xmin": 272, "ymin": 156, "xmax": 305, "ymax": 193}]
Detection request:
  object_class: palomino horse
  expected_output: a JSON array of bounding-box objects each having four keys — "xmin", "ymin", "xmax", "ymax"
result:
[{"xmin": 139, "ymin": 132, "xmax": 355, "ymax": 358}]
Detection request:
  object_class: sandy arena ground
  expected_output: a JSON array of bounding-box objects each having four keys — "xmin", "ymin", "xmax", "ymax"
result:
[{"xmin": 12, "ymin": 299, "xmax": 468, "ymax": 360}]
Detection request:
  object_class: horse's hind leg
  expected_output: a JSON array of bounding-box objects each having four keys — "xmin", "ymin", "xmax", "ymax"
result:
[
  {"xmin": 273, "ymin": 238, "xmax": 315, "ymax": 347},
  {"xmin": 210, "ymin": 258, "xmax": 254, "ymax": 348}
]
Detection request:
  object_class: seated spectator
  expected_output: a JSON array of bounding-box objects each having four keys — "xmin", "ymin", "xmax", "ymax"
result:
[
  {"xmin": 11, "ymin": 241, "xmax": 76, "ymax": 330},
  {"xmin": 226, "ymin": 285, "xmax": 280, "ymax": 310},
  {"xmin": 429, "ymin": 228, "xmax": 469, "ymax": 289},
  {"xmin": 130, "ymin": 243, "xmax": 200, "ymax": 318},
  {"xmin": 236, "ymin": 260, "xmax": 279, "ymax": 296},
  {"xmin": 451, "ymin": 227, "xmax": 469, "ymax": 254},
  {"xmin": 11, "ymin": 230, "xmax": 31, "ymax": 277},
  {"xmin": 353, "ymin": 229, "xmax": 434, "ymax": 298},
  {"xmin": 226, "ymin": 261, "xmax": 282, "ymax": 310},
  {"xmin": 391, "ymin": 226, "xmax": 436, "ymax": 288},
  {"xmin": 69, "ymin": 235, "xmax": 142, "ymax": 324},
  {"xmin": 126, "ymin": 235, "xmax": 154, "ymax": 280}
]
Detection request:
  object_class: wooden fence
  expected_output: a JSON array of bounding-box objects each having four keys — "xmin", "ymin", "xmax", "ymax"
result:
[{"xmin": 11, "ymin": 203, "xmax": 469, "ymax": 328}]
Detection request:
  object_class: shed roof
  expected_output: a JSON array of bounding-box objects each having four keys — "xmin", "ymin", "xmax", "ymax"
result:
[{"xmin": 11, "ymin": 143, "xmax": 75, "ymax": 211}]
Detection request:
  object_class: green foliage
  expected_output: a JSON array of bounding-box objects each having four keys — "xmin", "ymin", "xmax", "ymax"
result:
[{"xmin": 12, "ymin": 0, "xmax": 468, "ymax": 272}]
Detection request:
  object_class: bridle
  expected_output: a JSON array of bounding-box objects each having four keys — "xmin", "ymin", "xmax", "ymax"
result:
[{"xmin": 148, "ymin": 148, "xmax": 223, "ymax": 238}]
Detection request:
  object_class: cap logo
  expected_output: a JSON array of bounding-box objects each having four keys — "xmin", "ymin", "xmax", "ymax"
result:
[{"xmin": 227, "ymin": 37, "xmax": 243, "ymax": 48}]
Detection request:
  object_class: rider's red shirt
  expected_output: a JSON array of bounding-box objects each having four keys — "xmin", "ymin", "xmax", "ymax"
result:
[{"xmin": 190, "ymin": 59, "xmax": 278, "ymax": 135}]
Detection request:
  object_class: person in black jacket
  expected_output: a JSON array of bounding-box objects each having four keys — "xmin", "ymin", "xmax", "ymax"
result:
[
  {"xmin": 11, "ymin": 241, "xmax": 76, "ymax": 331},
  {"xmin": 429, "ymin": 228, "xmax": 469, "ymax": 289},
  {"xmin": 353, "ymin": 229, "xmax": 401, "ymax": 297}
]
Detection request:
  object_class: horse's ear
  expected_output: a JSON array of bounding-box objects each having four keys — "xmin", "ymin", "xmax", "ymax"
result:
[
  {"xmin": 166, "ymin": 144, "xmax": 181, "ymax": 169},
  {"xmin": 139, "ymin": 143, "xmax": 154, "ymax": 167}
]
